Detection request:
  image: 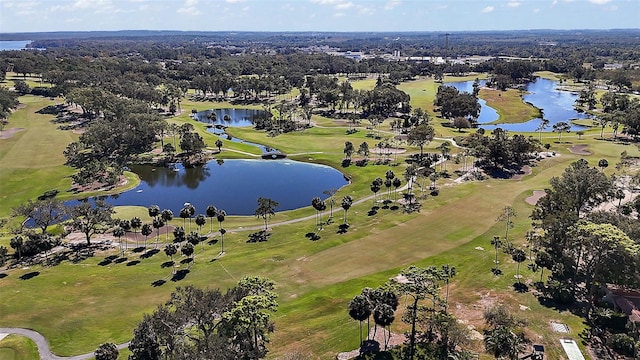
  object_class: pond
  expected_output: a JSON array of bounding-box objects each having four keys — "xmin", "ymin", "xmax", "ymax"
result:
[
  {"xmin": 106, "ymin": 159, "xmax": 349, "ymax": 216},
  {"xmin": 0, "ymin": 40, "xmax": 32, "ymax": 51},
  {"xmin": 194, "ymin": 108, "xmax": 269, "ymax": 127},
  {"xmin": 446, "ymin": 78, "xmax": 590, "ymax": 132}
]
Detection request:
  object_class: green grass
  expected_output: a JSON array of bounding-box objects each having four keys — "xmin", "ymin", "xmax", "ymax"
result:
[
  {"xmin": 479, "ymin": 87, "xmax": 541, "ymax": 124},
  {"xmin": 1, "ymin": 75, "xmax": 637, "ymax": 359},
  {"xmin": 0, "ymin": 335, "xmax": 39, "ymax": 360}
]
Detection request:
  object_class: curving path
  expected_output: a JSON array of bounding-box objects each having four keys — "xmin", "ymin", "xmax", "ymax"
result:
[{"xmin": 0, "ymin": 327, "xmax": 129, "ymax": 360}]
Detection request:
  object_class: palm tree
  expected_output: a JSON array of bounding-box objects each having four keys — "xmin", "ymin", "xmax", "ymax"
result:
[
  {"xmin": 348, "ymin": 294, "xmax": 372, "ymax": 347},
  {"xmin": 512, "ymin": 249, "xmax": 527, "ymax": 284},
  {"xmin": 187, "ymin": 231, "xmax": 200, "ymax": 253},
  {"xmin": 130, "ymin": 217, "xmax": 142, "ymax": 248},
  {"xmin": 206, "ymin": 205, "xmax": 217, "ymax": 233},
  {"xmin": 195, "ymin": 214, "xmax": 206, "ymax": 236},
  {"xmin": 491, "ymin": 236, "xmax": 502, "ymax": 272},
  {"xmin": 373, "ymin": 303, "xmax": 395, "ymax": 350},
  {"xmin": 311, "ymin": 197, "xmax": 326, "ymax": 230},
  {"xmin": 255, "ymin": 197, "xmax": 279, "ymax": 231},
  {"xmin": 323, "ymin": 188, "xmax": 338, "ymax": 219},
  {"xmin": 553, "ymin": 121, "xmax": 570, "ymax": 141},
  {"xmin": 179, "ymin": 207, "xmax": 190, "ymax": 229},
  {"xmin": 341, "ymin": 195, "xmax": 353, "ymax": 225},
  {"xmin": 113, "ymin": 226, "xmax": 125, "ymax": 255},
  {"xmin": 152, "ymin": 217, "xmax": 165, "ymax": 249},
  {"xmin": 181, "ymin": 242, "xmax": 194, "ymax": 263},
  {"xmin": 441, "ymin": 264, "xmax": 456, "ymax": 310},
  {"xmin": 173, "ymin": 226, "xmax": 185, "ymax": 243},
  {"xmin": 148, "ymin": 205, "xmax": 160, "ymax": 220},
  {"xmin": 438, "ymin": 141, "xmax": 451, "ymax": 172},
  {"xmin": 185, "ymin": 203, "xmax": 195, "ymax": 232},
  {"xmin": 160, "ymin": 209, "xmax": 173, "ymax": 242},
  {"xmin": 164, "ymin": 244, "xmax": 177, "ymax": 274},
  {"xmin": 536, "ymin": 118, "xmax": 550, "ymax": 141},
  {"xmin": 392, "ymin": 178, "xmax": 402, "ymax": 202},
  {"xmin": 141, "ymin": 224, "xmax": 152, "ymax": 249},
  {"xmin": 483, "ymin": 327, "xmax": 526, "ymax": 360},
  {"xmin": 119, "ymin": 219, "xmax": 131, "ymax": 252},
  {"xmin": 216, "ymin": 209, "xmax": 227, "ymax": 253},
  {"xmin": 215, "ymin": 139, "xmax": 223, "ymax": 152}
]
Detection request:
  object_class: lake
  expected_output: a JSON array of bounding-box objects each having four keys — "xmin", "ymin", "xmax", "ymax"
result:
[
  {"xmin": 0, "ymin": 40, "xmax": 32, "ymax": 51},
  {"xmin": 194, "ymin": 108, "xmax": 269, "ymax": 127},
  {"xmin": 446, "ymin": 78, "xmax": 590, "ymax": 132},
  {"xmin": 107, "ymin": 159, "xmax": 349, "ymax": 216}
]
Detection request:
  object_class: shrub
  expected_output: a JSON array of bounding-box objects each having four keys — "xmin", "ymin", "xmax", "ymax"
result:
[{"xmin": 607, "ymin": 333, "xmax": 635, "ymax": 357}]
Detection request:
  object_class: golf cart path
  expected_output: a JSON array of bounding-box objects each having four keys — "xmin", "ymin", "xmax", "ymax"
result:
[{"xmin": 0, "ymin": 327, "xmax": 129, "ymax": 360}]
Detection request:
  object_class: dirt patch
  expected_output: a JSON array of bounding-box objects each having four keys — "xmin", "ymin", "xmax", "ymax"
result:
[
  {"xmin": 525, "ymin": 190, "xmax": 546, "ymax": 205},
  {"xmin": 568, "ymin": 144, "xmax": 591, "ymax": 155},
  {"xmin": 0, "ymin": 127, "xmax": 25, "ymax": 139}
]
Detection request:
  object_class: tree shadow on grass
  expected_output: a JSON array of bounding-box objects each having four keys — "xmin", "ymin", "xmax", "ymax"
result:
[
  {"xmin": 180, "ymin": 258, "xmax": 193, "ymax": 265},
  {"xmin": 0, "ymin": 273, "xmax": 7, "ymax": 279},
  {"xmin": 161, "ymin": 261, "xmax": 175, "ymax": 268},
  {"xmin": 368, "ymin": 208, "xmax": 378, "ymax": 216},
  {"xmin": 98, "ymin": 255, "xmax": 119, "ymax": 266},
  {"xmin": 132, "ymin": 247, "xmax": 145, "ymax": 253},
  {"xmin": 337, "ymin": 224, "xmax": 350, "ymax": 234},
  {"xmin": 114, "ymin": 257, "xmax": 127, "ymax": 264},
  {"xmin": 140, "ymin": 249, "xmax": 160, "ymax": 259},
  {"xmin": 305, "ymin": 232, "xmax": 321, "ymax": 241},
  {"xmin": 171, "ymin": 269, "xmax": 190, "ymax": 282},
  {"xmin": 127, "ymin": 260, "xmax": 140, "ymax": 266},
  {"xmin": 389, "ymin": 205, "xmax": 400, "ymax": 211},
  {"xmin": 513, "ymin": 282, "xmax": 529, "ymax": 293},
  {"xmin": 19, "ymin": 271, "xmax": 40, "ymax": 280},
  {"xmin": 151, "ymin": 279, "xmax": 166, "ymax": 287},
  {"xmin": 208, "ymin": 238, "xmax": 219, "ymax": 245}
]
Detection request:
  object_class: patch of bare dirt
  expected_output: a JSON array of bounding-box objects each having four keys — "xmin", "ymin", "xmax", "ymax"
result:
[
  {"xmin": 0, "ymin": 127, "xmax": 25, "ymax": 139},
  {"xmin": 525, "ymin": 190, "xmax": 547, "ymax": 205},
  {"xmin": 568, "ymin": 144, "xmax": 591, "ymax": 155}
]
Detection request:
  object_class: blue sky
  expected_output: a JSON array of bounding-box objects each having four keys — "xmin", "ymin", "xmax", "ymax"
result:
[{"xmin": 0, "ymin": 0, "xmax": 637, "ymax": 33}]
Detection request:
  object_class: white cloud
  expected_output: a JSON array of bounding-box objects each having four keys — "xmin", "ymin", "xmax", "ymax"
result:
[
  {"xmin": 589, "ymin": 0, "xmax": 611, "ymax": 4},
  {"xmin": 335, "ymin": 2, "xmax": 353, "ymax": 10},
  {"xmin": 226, "ymin": 0, "xmax": 246, "ymax": 3},
  {"xmin": 310, "ymin": 0, "xmax": 342, "ymax": 4},
  {"xmin": 507, "ymin": 1, "xmax": 521, "ymax": 8},
  {"xmin": 481, "ymin": 6, "xmax": 494, "ymax": 13},
  {"xmin": 384, "ymin": 0, "xmax": 401, "ymax": 10},
  {"xmin": 333, "ymin": 12, "xmax": 345, "ymax": 17},
  {"xmin": 178, "ymin": 0, "xmax": 201, "ymax": 15},
  {"xmin": 533, "ymin": 8, "xmax": 540, "ymax": 13}
]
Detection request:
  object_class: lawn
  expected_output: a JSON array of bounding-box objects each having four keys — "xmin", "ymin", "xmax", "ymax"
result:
[
  {"xmin": 0, "ymin": 76, "xmax": 636, "ymax": 359},
  {"xmin": 0, "ymin": 335, "xmax": 39, "ymax": 360},
  {"xmin": 479, "ymin": 87, "xmax": 541, "ymax": 124}
]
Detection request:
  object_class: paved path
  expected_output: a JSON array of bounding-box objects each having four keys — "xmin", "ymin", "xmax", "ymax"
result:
[{"xmin": 0, "ymin": 327, "xmax": 129, "ymax": 360}]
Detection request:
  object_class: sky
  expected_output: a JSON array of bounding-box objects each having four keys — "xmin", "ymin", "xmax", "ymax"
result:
[{"xmin": 0, "ymin": 0, "xmax": 638, "ymax": 33}]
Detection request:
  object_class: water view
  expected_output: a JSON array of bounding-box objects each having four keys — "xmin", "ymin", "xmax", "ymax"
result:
[
  {"xmin": 107, "ymin": 159, "xmax": 349, "ymax": 215},
  {"xmin": 446, "ymin": 78, "xmax": 590, "ymax": 132},
  {"xmin": 194, "ymin": 108, "xmax": 269, "ymax": 127},
  {"xmin": 0, "ymin": 40, "xmax": 32, "ymax": 51}
]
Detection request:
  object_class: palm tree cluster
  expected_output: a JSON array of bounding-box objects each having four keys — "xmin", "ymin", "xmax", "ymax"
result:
[{"xmin": 348, "ymin": 287, "xmax": 398, "ymax": 350}]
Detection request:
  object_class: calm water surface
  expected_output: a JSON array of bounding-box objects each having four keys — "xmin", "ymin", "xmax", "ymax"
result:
[
  {"xmin": 108, "ymin": 159, "xmax": 349, "ymax": 215},
  {"xmin": 0, "ymin": 40, "xmax": 32, "ymax": 51}
]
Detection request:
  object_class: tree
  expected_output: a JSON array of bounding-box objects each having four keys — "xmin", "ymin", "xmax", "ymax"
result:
[
  {"xmin": 491, "ymin": 236, "xmax": 502, "ymax": 274},
  {"xmin": 441, "ymin": 264, "xmax": 456, "ymax": 309},
  {"xmin": 512, "ymin": 249, "xmax": 527, "ymax": 284},
  {"xmin": 392, "ymin": 266, "xmax": 442, "ymax": 360},
  {"xmin": 407, "ymin": 124, "xmax": 435, "ymax": 157},
  {"xmin": 12, "ymin": 198, "xmax": 67, "ymax": 234},
  {"xmin": 164, "ymin": 244, "xmax": 177, "ymax": 274},
  {"xmin": 357, "ymin": 141, "xmax": 369, "ymax": 161},
  {"xmin": 452, "ymin": 117, "xmax": 471, "ymax": 132},
  {"xmin": 206, "ymin": 205, "xmax": 217, "ymax": 233},
  {"xmin": 152, "ymin": 217, "xmax": 165, "ymax": 249},
  {"xmin": 348, "ymin": 294, "xmax": 372, "ymax": 347},
  {"xmin": 10, "ymin": 235, "xmax": 24, "ymax": 260},
  {"xmin": 216, "ymin": 209, "xmax": 227, "ymax": 253},
  {"xmin": 373, "ymin": 303, "xmax": 395, "ymax": 350},
  {"xmin": 497, "ymin": 206, "xmax": 516, "ymax": 245},
  {"xmin": 148, "ymin": 205, "xmax": 160, "ymax": 220},
  {"xmin": 113, "ymin": 226, "xmax": 125, "ymax": 255},
  {"xmin": 323, "ymin": 188, "xmax": 338, "ymax": 219},
  {"xmin": 181, "ymin": 242, "xmax": 194, "ymax": 261},
  {"xmin": 536, "ymin": 118, "xmax": 550, "ymax": 141},
  {"xmin": 160, "ymin": 209, "xmax": 173, "ymax": 242},
  {"xmin": 341, "ymin": 195, "xmax": 353, "ymax": 225},
  {"xmin": 172, "ymin": 226, "xmax": 185, "ymax": 243},
  {"xmin": 255, "ymin": 197, "xmax": 279, "ymax": 231},
  {"xmin": 598, "ymin": 158, "xmax": 609, "ymax": 170},
  {"xmin": 140, "ymin": 224, "xmax": 152, "ymax": 249},
  {"xmin": 130, "ymin": 216, "xmax": 142, "ymax": 248},
  {"xmin": 343, "ymin": 141, "xmax": 355, "ymax": 160},
  {"xmin": 552, "ymin": 121, "xmax": 570, "ymax": 141},
  {"xmin": 215, "ymin": 139, "xmax": 223, "ymax": 152},
  {"xmin": 70, "ymin": 199, "xmax": 114, "ymax": 245},
  {"xmin": 311, "ymin": 197, "xmax": 326, "ymax": 230},
  {"xmin": 94, "ymin": 342, "xmax": 118, "ymax": 360},
  {"xmin": 483, "ymin": 327, "xmax": 526, "ymax": 360},
  {"xmin": 195, "ymin": 214, "xmax": 206, "ymax": 236},
  {"xmin": 392, "ymin": 177, "xmax": 402, "ymax": 202},
  {"xmin": 370, "ymin": 178, "xmax": 382, "ymax": 206}
]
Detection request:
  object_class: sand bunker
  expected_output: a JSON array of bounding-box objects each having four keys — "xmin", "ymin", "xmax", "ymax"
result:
[
  {"xmin": 525, "ymin": 190, "xmax": 546, "ymax": 205},
  {"xmin": 569, "ymin": 144, "xmax": 591, "ymax": 155},
  {"xmin": 0, "ymin": 127, "xmax": 25, "ymax": 139}
]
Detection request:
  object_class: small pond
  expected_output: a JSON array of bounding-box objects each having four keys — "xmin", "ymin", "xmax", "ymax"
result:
[
  {"xmin": 106, "ymin": 159, "xmax": 349, "ymax": 216},
  {"xmin": 446, "ymin": 78, "xmax": 590, "ymax": 132},
  {"xmin": 194, "ymin": 108, "xmax": 270, "ymax": 127}
]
